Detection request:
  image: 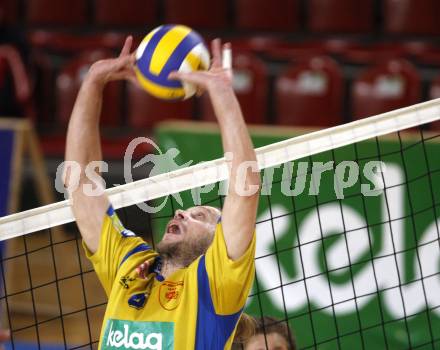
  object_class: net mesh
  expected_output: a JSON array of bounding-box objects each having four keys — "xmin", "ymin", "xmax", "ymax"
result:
[
  {"xmin": 1, "ymin": 122, "xmax": 440, "ymax": 349},
  {"xmin": 246, "ymin": 128, "xmax": 440, "ymax": 350}
]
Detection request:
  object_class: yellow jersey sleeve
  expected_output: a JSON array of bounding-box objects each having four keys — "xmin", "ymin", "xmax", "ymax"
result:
[
  {"xmin": 204, "ymin": 222, "xmax": 256, "ymax": 315},
  {"xmin": 83, "ymin": 205, "xmax": 157, "ymax": 296}
]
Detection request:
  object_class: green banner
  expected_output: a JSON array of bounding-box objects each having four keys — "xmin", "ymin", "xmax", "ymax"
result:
[
  {"xmin": 102, "ymin": 319, "xmax": 174, "ymax": 350},
  {"xmin": 153, "ymin": 122, "xmax": 440, "ymax": 350}
]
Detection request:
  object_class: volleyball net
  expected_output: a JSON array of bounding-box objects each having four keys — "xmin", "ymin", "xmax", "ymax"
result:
[{"xmin": 1, "ymin": 99, "xmax": 440, "ymax": 349}]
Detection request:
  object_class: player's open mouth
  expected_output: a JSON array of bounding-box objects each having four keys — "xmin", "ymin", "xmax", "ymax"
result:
[{"xmin": 166, "ymin": 222, "xmax": 182, "ymax": 235}]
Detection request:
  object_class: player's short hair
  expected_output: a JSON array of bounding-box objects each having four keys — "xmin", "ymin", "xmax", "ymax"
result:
[
  {"xmin": 201, "ymin": 205, "xmax": 221, "ymax": 222},
  {"xmin": 234, "ymin": 313, "xmax": 257, "ymax": 345},
  {"xmin": 255, "ymin": 316, "xmax": 296, "ymax": 350}
]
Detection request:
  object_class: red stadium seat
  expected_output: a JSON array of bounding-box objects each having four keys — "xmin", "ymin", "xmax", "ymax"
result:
[
  {"xmin": 164, "ymin": 0, "xmax": 227, "ymax": 29},
  {"xmin": 265, "ymin": 39, "xmax": 361, "ymax": 61},
  {"xmin": 0, "ymin": 0, "xmax": 19, "ymax": 25},
  {"xmin": 430, "ymin": 76, "xmax": 440, "ymax": 100},
  {"xmin": 39, "ymin": 133, "xmax": 153, "ymax": 159},
  {"xmin": 29, "ymin": 31, "xmax": 126, "ymax": 53},
  {"xmin": 345, "ymin": 41, "xmax": 440, "ymax": 64},
  {"xmin": 384, "ymin": 0, "xmax": 440, "ymax": 35},
  {"xmin": 429, "ymin": 76, "xmax": 440, "ymax": 130},
  {"xmin": 201, "ymin": 51, "xmax": 268, "ymax": 125},
  {"xmin": 235, "ymin": 0, "xmax": 300, "ymax": 31},
  {"xmin": 352, "ymin": 59, "xmax": 420, "ymax": 120},
  {"xmin": 229, "ymin": 36, "xmax": 288, "ymax": 54},
  {"xmin": 343, "ymin": 42, "xmax": 405, "ymax": 65},
  {"xmin": 56, "ymin": 50, "xmax": 122, "ymax": 127},
  {"xmin": 126, "ymin": 83, "xmax": 195, "ymax": 130},
  {"xmin": 26, "ymin": 0, "xmax": 87, "ymax": 26},
  {"xmin": 401, "ymin": 41, "xmax": 438, "ymax": 60},
  {"xmin": 275, "ymin": 56, "xmax": 343, "ymax": 127},
  {"xmin": 0, "ymin": 45, "xmax": 35, "ymax": 119},
  {"xmin": 308, "ymin": 0, "xmax": 374, "ymax": 33},
  {"xmin": 0, "ymin": 56, "xmax": 6, "ymax": 83},
  {"xmin": 94, "ymin": 0, "xmax": 157, "ymax": 26}
]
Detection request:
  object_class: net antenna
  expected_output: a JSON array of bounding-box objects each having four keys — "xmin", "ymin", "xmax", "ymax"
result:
[{"xmin": 1, "ymin": 98, "xmax": 440, "ymax": 240}]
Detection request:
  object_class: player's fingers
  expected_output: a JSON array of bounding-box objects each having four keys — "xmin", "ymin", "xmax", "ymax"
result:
[
  {"xmin": 107, "ymin": 71, "xmax": 130, "ymax": 82},
  {"xmin": 196, "ymin": 87, "xmax": 205, "ymax": 97},
  {"xmin": 136, "ymin": 266, "xmax": 146, "ymax": 279},
  {"xmin": 210, "ymin": 38, "xmax": 222, "ymax": 69},
  {"xmin": 222, "ymin": 42, "xmax": 232, "ymax": 70},
  {"xmin": 141, "ymin": 261, "xmax": 150, "ymax": 271},
  {"xmin": 109, "ymin": 58, "xmax": 134, "ymax": 79},
  {"xmin": 119, "ymin": 36, "xmax": 133, "ymax": 57},
  {"xmin": 168, "ymin": 71, "xmax": 208, "ymax": 87},
  {"xmin": 120, "ymin": 67, "xmax": 136, "ymax": 79},
  {"xmin": 111, "ymin": 56, "xmax": 133, "ymax": 74},
  {"xmin": 120, "ymin": 54, "xmax": 136, "ymax": 67},
  {"xmin": 127, "ymin": 75, "xmax": 139, "ymax": 86}
]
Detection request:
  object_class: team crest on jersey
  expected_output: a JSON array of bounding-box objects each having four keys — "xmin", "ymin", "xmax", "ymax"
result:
[{"xmin": 159, "ymin": 281, "xmax": 184, "ymax": 311}]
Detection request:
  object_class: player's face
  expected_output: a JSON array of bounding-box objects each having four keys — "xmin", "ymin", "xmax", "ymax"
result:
[
  {"xmin": 244, "ymin": 332, "xmax": 289, "ymax": 350},
  {"xmin": 161, "ymin": 206, "xmax": 220, "ymax": 247}
]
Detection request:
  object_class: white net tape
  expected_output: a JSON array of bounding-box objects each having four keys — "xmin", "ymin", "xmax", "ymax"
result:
[{"xmin": 0, "ymin": 98, "xmax": 440, "ymax": 240}]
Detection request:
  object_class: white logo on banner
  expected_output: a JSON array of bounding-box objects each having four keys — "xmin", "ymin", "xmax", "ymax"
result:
[{"xmin": 255, "ymin": 164, "xmax": 440, "ymax": 318}]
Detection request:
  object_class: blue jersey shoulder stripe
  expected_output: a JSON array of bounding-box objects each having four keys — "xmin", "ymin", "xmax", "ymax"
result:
[
  {"xmin": 119, "ymin": 243, "xmax": 151, "ymax": 269},
  {"xmin": 106, "ymin": 205, "xmax": 115, "ymax": 216},
  {"xmin": 195, "ymin": 255, "xmax": 242, "ymax": 350}
]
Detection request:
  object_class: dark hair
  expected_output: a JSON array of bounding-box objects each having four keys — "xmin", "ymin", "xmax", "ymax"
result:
[{"xmin": 254, "ymin": 316, "xmax": 296, "ymax": 350}]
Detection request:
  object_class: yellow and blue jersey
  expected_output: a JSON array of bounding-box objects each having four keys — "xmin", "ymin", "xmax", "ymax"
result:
[{"xmin": 84, "ymin": 206, "xmax": 256, "ymax": 350}]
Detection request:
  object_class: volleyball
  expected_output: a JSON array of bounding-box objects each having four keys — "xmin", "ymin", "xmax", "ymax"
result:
[{"xmin": 135, "ymin": 24, "xmax": 210, "ymax": 100}]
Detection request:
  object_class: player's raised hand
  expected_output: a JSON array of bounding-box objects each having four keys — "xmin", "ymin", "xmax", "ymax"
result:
[
  {"xmin": 86, "ymin": 36, "xmax": 137, "ymax": 86},
  {"xmin": 136, "ymin": 260, "xmax": 151, "ymax": 280},
  {"xmin": 168, "ymin": 39, "xmax": 233, "ymax": 94}
]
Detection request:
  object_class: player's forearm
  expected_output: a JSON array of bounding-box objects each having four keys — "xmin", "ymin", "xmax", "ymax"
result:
[
  {"xmin": 209, "ymin": 83, "xmax": 260, "ymax": 260},
  {"xmin": 62, "ymin": 37, "xmax": 134, "ymax": 253},
  {"xmin": 65, "ymin": 77, "xmax": 104, "ymax": 176},
  {"xmin": 64, "ymin": 76, "xmax": 109, "ymax": 252},
  {"xmin": 208, "ymin": 85, "xmax": 261, "ymax": 194}
]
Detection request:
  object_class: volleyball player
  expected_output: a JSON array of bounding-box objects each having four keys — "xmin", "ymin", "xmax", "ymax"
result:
[{"xmin": 64, "ymin": 36, "xmax": 260, "ymax": 349}]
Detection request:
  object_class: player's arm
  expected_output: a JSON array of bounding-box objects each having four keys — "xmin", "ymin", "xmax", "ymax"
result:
[
  {"xmin": 170, "ymin": 39, "xmax": 260, "ymax": 260},
  {"xmin": 64, "ymin": 37, "xmax": 137, "ymax": 253}
]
